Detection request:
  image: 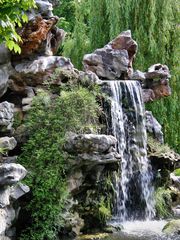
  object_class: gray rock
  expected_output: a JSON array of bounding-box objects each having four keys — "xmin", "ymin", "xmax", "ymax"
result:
[
  {"xmin": 0, "ymin": 188, "xmax": 10, "ymax": 208},
  {"xmin": 0, "ymin": 64, "xmax": 11, "ymax": 98},
  {"xmin": 0, "ymin": 102, "xmax": 14, "ymax": 131},
  {"xmin": 0, "ymin": 137, "xmax": 17, "ymax": 151},
  {"xmin": 131, "ymin": 70, "xmax": 145, "ymax": 80},
  {"xmin": 0, "ymin": 45, "xmax": 11, "ymax": 65},
  {"xmin": 10, "ymin": 183, "xmax": 30, "ymax": 201},
  {"xmin": 1, "ymin": 156, "xmax": 17, "ymax": 164},
  {"xmin": 36, "ymin": 0, "xmax": 53, "ymax": 18},
  {"xmin": 0, "ymin": 164, "xmax": 27, "ymax": 186},
  {"xmin": 145, "ymin": 111, "xmax": 164, "ymax": 143},
  {"xmin": 170, "ymin": 173, "xmax": 180, "ymax": 191},
  {"xmin": 13, "ymin": 56, "xmax": 74, "ymax": 86},
  {"xmin": 146, "ymin": 63, "xmax": 171, "ymax": 79},
  {"xmin": 142, "ymin": 88, "xmax": 155, "ymax": 102},
  {"xmin": 75, "ymin": 152, "xmax": 121, "ymax": 166},
  {"xmin": 64, "ymin": 133, "xmax": 117, "ymax": 154},
  {"xmin": 83, "ymin": 30, "xmax": 137, "ymax": 79},
  {"xmin": 0, "ymin": 207, "xmax": 15, "ymax": 235}
]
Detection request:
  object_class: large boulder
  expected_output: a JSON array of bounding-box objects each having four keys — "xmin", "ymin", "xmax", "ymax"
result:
[
  {"xmin": 11, "ymin": 56, "xmax": 74, "ymax": 88},
  {"xmin": 83, "ymin": 30, "xmax": 137, "ymax": 79},
  {"xmin": 0, "ymin": 164, "xmax": 27, "ymax": 186},
  {"xmin": 64, "ymin": 133, "xmax": 117, "ymax": 154},
  {"xmin": 162, "ymin": 219, "xmax": 180, "ymax": 235},
  {"xmin": 0, "ymin": 137, "xmax": 17, "ymax": 152}
]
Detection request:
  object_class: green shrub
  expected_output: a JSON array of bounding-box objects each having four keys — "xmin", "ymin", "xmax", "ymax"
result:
[
  {"xmin": 19, "ymin": 87, "xmax": 101, "ymax": 239},
  {"xmin": 155, "ymin": 187, "xmax": 172, "ymax": 218},
  {"xmin": 174, "ymin": 168, "xmax": 180, "ymax": 176}
]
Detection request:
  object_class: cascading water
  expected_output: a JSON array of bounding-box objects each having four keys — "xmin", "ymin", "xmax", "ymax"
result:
[{"xmin": 108, "ymin": 80, "xmax": 155, "ymax": 222}]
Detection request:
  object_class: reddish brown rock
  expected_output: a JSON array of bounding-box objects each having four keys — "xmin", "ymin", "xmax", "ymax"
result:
[
  {"xmin": 83, "ymin": 30, "xmax": 137, "ymax": 79},
  {"xmin": 18, "ymin": 16, "xmax": 58, "ymax": 56}
]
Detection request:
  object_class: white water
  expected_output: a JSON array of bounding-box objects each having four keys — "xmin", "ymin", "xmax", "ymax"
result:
[{"xmin": 108, "ymin": 80, "xmax": 155, "ymax": 222}]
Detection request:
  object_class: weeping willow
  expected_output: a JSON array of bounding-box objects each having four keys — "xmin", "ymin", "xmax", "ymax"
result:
[{"xmin": 60, "ymin": 0, "xmax": 179, "ymax": 152}]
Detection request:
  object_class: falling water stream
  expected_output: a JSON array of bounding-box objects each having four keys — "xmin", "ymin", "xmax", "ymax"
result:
[{"xmin": 108, "ymin": 80, "xmax": 155, "ymax": 222}]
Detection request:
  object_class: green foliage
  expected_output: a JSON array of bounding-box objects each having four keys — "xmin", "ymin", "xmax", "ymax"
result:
[
  {"xmin": 174, "ymin": 168, "xmax": 180, "ymax": 177},
  {"xmin": 55, "ymin": 0, "xmax": 180, "ymax": 152},
  {"xmin": 98, "ymin": 196, "xmax": 111, "ymax": 223},
  {"xmin": 0, "ymin": 0, "xmax": 36, "ymax": 53},
  {"xmin": 19, "ymin": 87, "xmax": 100, "ymax": 239},
  {"xmin": 155, "ymin": 187, "xmax": 172, "ymax": 218}
]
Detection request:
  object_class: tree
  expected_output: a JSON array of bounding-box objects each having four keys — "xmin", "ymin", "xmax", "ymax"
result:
[{"xmin": 0, "ymin": 0, "xmax": 36, "ymax": 53}]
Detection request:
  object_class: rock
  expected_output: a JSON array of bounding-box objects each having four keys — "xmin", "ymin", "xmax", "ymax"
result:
[
  {"xmin": 74, "ymin": 152, "xmax": 121, "ymax": 166},
  {"xmin": 170, "ymin": 173, "xmax": 180, "ymax": 191},
  {"xmin": 131, "ymin": 70, "xmax": 146, "ymax": 80},
  {"xmin": 142, "ymin": 88, "xmax": 155, "ymax": 102},
  {"xmin": 142, "ymin": 63, "xmax": 171, "ymax": 101},
  {"xmin": 148, "ymin": 137, "xmax": 180, "ymax": 169},
  {"xmin": 162, "ymin": 219, "xmax": 180, "ymax": 235},
  {"xmin": 0, "ymin": 164, "xmax": 27, "ymax": 186},
  {"xmin": 0, "ymin": 207, "xmax": 15, "ymax": 235},
  {"xmin": 0, "ymin": 45, "xmax": 11, "ymax": 65},
  {"xmin": 68, "ymin": 171, "xmax": 83, "ymax": 193},
  {"xmin": 0, "ymin": 63, "xmax": 11, "ymax": 98},
  {"xmin": 83, "ymin": 30, "xmax": 137, "ymax": 79},
  {"xmin": 145, "ymin": 63, "xmax": 171, "ymax": 79},
  {"xmin": 0, "ymin": 137, "xmax": 17, "ymax": 151},
  {"xmin": 36, "ymin": 0, "xmax": 53, "ymax": 18},
  {"xmin": 12, "ymin": 56, "xmax": 74, "ymax": 86},
  {"xmin": 64, "ymin": 212, "xmax": 84, "ymax": 236},
  {"xmin": 10, "ymin": 183, "xmax": 30, "ymax": 201},
  {"xmin": 0, "ymin": 102, "xmax": 14, "ymax": 132},
  {"xmin": 0, "ymin": 188, "xmax": 10, "ymax": 208},
  {"xmin": 64, "ymin": 133, "xmax": 117, "ymax": 154},
  {"xmin": 145, "ymin": 111, "xmax": 164, "ymax": 143},
  {"xmin": 14, "ymin": 125, "xmax": 28, "ymax": 144},
  {"xmin": 79, "ymin": 71, "xmax": 103, "ymax": 87},
  {"xmin": 0, "ymin": 156, "xmax": 17, "ymax": 164},
  {"xmin": 18, "ymin": 16, "xmax": 58, "ymax": 57}
]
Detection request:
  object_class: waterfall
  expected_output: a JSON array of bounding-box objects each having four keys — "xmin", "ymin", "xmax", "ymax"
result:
[{"xmin": 108, "ymin": 80, "xmax": 155, "ymax": 222}]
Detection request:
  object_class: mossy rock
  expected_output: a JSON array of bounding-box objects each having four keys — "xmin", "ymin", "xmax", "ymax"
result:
[{"xmin": 162, "ymin": 219, "xmax": 180, "ymax": 235}]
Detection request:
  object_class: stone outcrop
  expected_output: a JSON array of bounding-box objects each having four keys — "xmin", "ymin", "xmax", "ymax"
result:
[
  {"xmin": 145, "ymin": 111, "xmax": 164, "ymax": 143},
  {"xmin": 83, "ymin": 30, "xmax": 137, "ymax": 79},
  {"xmin": 0, "ymin": 102, "xmax": 14, "ymax": 132},
  {"xmin": 148, "ymin": 137, "xmax": 180, "ymax": 170},
  {"xmin": 65, "ymin": 133, "xmax": 120, "ymax": 167},
  {"xmin": 0, "ymin": 137, "xmax": 28, "ymax": 239},
  {"xmin": 142, "ymin": 64, "xmax": 171, "ymax": 102}
]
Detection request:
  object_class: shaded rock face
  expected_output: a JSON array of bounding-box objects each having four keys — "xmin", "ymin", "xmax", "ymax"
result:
[
  {"xmin": 145, "ymin": 111, "xmax": 164, "ymax": 143},
  {"xmin": 83, "ymin": 30, "xmax": 138, "ymax": 79}
]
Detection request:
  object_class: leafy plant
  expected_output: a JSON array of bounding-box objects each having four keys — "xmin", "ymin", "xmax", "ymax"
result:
[
  {"xmin": 174, "ymin": 168, "xmax": 180, "ymax": 177},
  {"xmin": 0, "ymin": 0, "xmax": 36, "ymax": 53},
  {"xmin": 18, "ymin": 86, "xmax": 101, "ymax": 239},
  {"xmin": 155, "ymin": 187, "xmax": 172, "ymax": 218}
]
